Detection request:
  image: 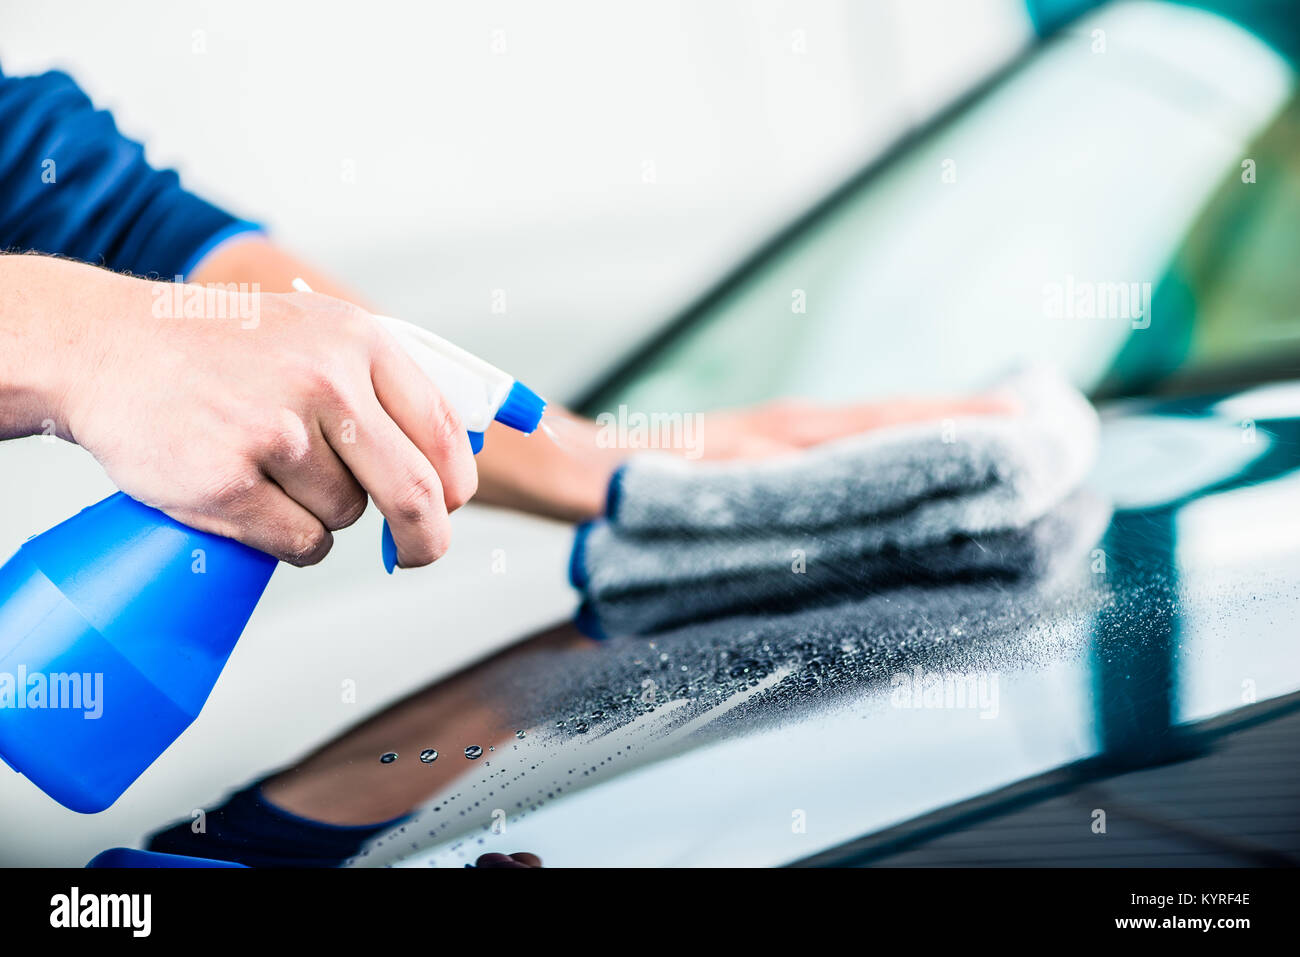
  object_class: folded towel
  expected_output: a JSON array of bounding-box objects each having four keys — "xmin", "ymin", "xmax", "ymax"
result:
[
  {"xmin": 575, "ymin": 490, "xmax": 1110, "ymax": 637},
  {"xmin": 606, "ymin": 365, "xmax": 1098, "ymax": 537},
  {"xmin": 571, "ymin": 366, "xmax": 1101, "ymax": 638}
]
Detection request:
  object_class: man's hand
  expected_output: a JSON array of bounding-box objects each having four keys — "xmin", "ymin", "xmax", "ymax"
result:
[
  {"xmin": 473, "ymin": 395, "xmax": 1019, "ymax": 522},
  {"xmin": 0, "ymin": 254, "xmax": 476, "ymax": 567},
  {"xmin": 693, "ymin": 394, "xmax": 1020, "ymax": 459}
]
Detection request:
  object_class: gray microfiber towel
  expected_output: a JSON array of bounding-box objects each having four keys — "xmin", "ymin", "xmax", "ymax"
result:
[
  {"xmin": 574, "ymin": 490, "xmax": 1111, "ymax": 638},
  {"xmin": 571, "ymin": 366, "xmax": 1102, "ymax": 638}
]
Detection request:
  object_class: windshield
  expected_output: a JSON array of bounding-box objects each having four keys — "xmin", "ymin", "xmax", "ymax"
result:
[
  {"xmin": 343, "ymin": 383, "xmax": 1300, "ymax": 868},
  {"xmin": 578, "ymin": 2, "xmax": 1299, "ymax": 416}
]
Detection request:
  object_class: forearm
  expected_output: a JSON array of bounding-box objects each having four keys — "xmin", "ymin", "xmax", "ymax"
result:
[
  {"xmin": 0, "ymin": 254, "xmax": 125, "ymax": 441},
  {"xmin": 473, "ymin": 410, "xmax": 620, "ymax": 522},
  {"xmin": 191, "ymin": 236, "xmax": 621, "ymax": 523},
  {"xmin": 188, "ymin": 233, "xmax": 367, "ymax": 304}
]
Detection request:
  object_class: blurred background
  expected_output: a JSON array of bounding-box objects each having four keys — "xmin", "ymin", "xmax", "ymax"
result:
[
  {"xmin": 0, "ymin": 0, "xmax": 1032, "ymax": 396},
  {"xmin": 0, "ymin": 0, "xmax": 1297, "ymax": 864}
]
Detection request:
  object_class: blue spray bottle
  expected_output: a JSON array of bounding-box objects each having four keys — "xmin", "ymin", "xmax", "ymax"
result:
[{"xmin": 0, "ymin": 286, "xmax": 545, "ymax": 813}]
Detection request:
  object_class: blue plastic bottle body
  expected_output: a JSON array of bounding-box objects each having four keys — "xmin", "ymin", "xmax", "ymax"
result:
[
  {"xmin": 87, "ymin": 847, "xmax": 247, "ymax": 868},
  {"xmin": 0, "ymin": 493, "xmax": 275, "ymax": 813}
]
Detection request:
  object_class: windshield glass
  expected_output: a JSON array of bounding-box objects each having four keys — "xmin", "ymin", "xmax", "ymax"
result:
[
  {"xmin": 579, "ymin": 2, "xmax": 1298, "ymax": 416},
  {"xmin": 340, "ymin": 387, "xmax": 1300, "ymax": 868}
]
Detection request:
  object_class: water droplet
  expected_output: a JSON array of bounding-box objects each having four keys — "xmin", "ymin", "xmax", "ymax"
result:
[
  {"xmin": 575, "ymin": 721, "xmax": 590, "ymax": 733},
  {"xmin": 464, "ymin": 745, "xmax": 483, "ymax": 760},
  {"xmin": 419, "ymin": 749, "xmax": 438, "ymax": 764},
  {"xmin": 515, "ymin": 730, "xmax": 526, "ymax": 739},
  {"xmin": 380, "ymin": 752, "xmax": 398, "ymax": 764}
]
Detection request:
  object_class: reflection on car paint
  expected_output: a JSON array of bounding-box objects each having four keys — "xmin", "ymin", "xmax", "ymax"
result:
[{"xmin": 346, "ymin": 388, "xmax": 1300, "ymax": 866}]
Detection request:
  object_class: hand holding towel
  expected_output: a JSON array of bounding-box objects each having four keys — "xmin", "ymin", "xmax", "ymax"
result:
[{"xmin": 571, "ymin": 366, "xmax": 1103, "ymax": 638}]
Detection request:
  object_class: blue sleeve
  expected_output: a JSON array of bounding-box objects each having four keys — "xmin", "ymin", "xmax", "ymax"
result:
[
  {"xmin": 0, "ymin": 65, "xmax": 261, "ymax": 279},
  {"xmin": 146, "ymin": 781, "xmax": 409, "ymax": 868}
]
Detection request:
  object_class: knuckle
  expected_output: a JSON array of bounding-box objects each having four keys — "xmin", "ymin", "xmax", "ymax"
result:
[
  {"xmin": 285, "ymin": 526, "xmax": 331, "ymax": 566},
  {"xmin": 325, "ymin": 488, "xmax": 368, "ymax": 531},
  {"xmin": 203, "ymin": 468, "xmax": 261, "ymax": 509},
  {"xmin": 443, "ymin": 463, "xmax": 479, "ymax": 512},
  {"xmin": 391, "ymin": 469, "xmax": 444, "ymax": 526},
  {"xmin": 431, "ymin": 402, "xmax": 464, "ymax": 447},
  {"xmin": 257, "ymin": 409, "xmax": 313, "ymax": 464},
  {"xmin": 292, "ymin": 356, "xmax": 347, "ymax": 405},
  {"xmin": 402, "ymin": 519, "xmax": 451, "ymax": 567},
  {"xmin": 338, "ymin": 307, "xmax": 379, "ymax": 348}
]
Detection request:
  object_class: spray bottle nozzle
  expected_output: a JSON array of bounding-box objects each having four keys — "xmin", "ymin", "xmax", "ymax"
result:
[{"xmin": 494, "ymin": 381, "xmax": 547, "ymax": 434}]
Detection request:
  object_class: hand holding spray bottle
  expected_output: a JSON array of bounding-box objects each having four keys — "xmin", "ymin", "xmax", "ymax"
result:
[{"xmin": 0, "ymin": 281, "xmax": 545, "ymax": 812}]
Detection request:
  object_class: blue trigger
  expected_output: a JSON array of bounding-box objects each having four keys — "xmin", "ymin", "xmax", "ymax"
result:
[{"xmin": 381, "ymin": 520, "xmax": 397, "ymax": 574}]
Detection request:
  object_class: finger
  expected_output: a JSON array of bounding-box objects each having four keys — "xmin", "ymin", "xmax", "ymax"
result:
[
  {"xmin": 369, "ymin": 330, "xmax": 479, "ymax": 512},
  {"xmin": 260, "ymin": 421, "xmax": 368, "ymax": 532},
  {"xmin": 322, "ymin": 394, "xmax": 452, "ymax": 568},
  {"xmin": 760, "ymin": 395, "xmax": 1019, "ymax": 448},
  {"xmin": 707, "ymin": 434, "xmax": 798, "ymax": 461},
  {"xmin": 175, "ymin": 476, "xmax": 333, "ymax": 566}
]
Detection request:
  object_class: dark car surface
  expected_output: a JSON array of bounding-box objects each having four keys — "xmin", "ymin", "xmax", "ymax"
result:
[{"xmin": 337, "ymin": 380, "xmax": 1299, "ymax": 867}]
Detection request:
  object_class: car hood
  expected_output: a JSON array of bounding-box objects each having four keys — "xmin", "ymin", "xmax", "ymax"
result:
[{"xmin": 354, "ymin": 379, "xmax": 1300, "ymax": 867}]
